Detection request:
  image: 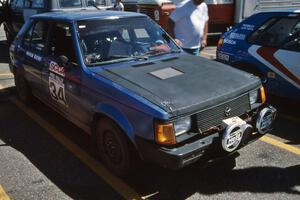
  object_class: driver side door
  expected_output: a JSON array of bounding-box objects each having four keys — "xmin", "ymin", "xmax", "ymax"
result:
[{"xmin": 42, "ymin": 22, "xmax": 86, "ymax": 124}]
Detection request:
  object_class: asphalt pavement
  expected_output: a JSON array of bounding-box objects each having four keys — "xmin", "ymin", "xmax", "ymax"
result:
[{"xmin": 0, "ymin": 26, "xmax": 299, "ymax": 200}]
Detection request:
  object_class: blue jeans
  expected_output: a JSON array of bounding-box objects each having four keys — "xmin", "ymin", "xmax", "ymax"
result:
[{"xmin": 182, "ymin": 47, "xmax": 200, "ymax": 56}]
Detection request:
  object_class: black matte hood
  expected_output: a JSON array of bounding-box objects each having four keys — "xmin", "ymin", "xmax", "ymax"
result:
[{"xmin": 96, "ymin": 54, "xmax": 261, "ymax": 117}]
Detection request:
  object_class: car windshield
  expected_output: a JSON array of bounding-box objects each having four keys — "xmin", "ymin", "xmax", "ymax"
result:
[{"xmin": 77, "ymin": 17, "xmax": 181, "ymax": 66}]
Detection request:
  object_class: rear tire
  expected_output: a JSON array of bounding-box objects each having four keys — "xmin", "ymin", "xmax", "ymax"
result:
[
  {"xmin": 95, "ymin": 118, "xmax": 137, "ymax": 177},
  {"xmin": 15, "ymin": 72, "xmax": 32, "ymax": 103}
]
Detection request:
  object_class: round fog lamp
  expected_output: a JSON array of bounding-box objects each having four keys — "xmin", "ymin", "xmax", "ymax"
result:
[
  {"xmin": 222, "ymin": 123, "xmax": 244, "ymax": 152},
  {"xmin": 256, "ymin": 107, "xmax": 276, "ymax": 134}
]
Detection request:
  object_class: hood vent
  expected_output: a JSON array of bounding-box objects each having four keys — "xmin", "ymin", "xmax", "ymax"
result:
[{"xmin": 150, "ymin": 67, "xmax": 184, "ymax": 80}]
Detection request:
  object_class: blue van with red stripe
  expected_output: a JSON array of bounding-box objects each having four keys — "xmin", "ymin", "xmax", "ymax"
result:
[{"xmin": 216, "ymin": 10, "xmax": 300, "ymax": 101}]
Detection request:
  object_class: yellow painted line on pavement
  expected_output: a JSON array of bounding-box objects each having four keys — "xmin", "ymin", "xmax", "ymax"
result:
[
  {"xmin": 0, "ymin": 74, "xmax": 13, "ymax": 77},
  {"xmin": 0, "ymin": 184, "xmax": 10, "ymax": 200},
  {"xmin": 10, "ymin": 97, "xmax": 142, "ymax": 200},
  {"xmin": 260, "ymin": 135, "xmax": 300, "ymax": 156}
]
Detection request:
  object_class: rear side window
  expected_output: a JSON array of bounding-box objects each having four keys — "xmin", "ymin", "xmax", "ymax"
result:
[
  {"xmin": 23, "ymin": 24, "xmax": 34, "ymax": 46},
  {"xmin": 23, "ymin": 20, "xmax": 49, "ymax": 52},
  {"xmin": 31, "ymin": 21, "xmax": 48, "ymax": 51},
  {"xmin": 248, "ymin": 17, "xmax": 300, "ymax": 52},
  {"xmin": 59, "ymin": 0, "xmax": 82, "ymax": 8}
]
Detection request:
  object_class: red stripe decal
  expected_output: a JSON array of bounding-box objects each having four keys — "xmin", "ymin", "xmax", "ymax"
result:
[
  {"xmin": 65, "ymin": 74, "xmax": 81, "ymax": 84},
  {"xmin": 257, "ymin": 47, "xmax": 300, "ymax": 86}
]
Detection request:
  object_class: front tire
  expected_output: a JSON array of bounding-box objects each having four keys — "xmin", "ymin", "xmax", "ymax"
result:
[{"xmin": 95, "ymin": 118, "xmax": 137, "ymax": 176}]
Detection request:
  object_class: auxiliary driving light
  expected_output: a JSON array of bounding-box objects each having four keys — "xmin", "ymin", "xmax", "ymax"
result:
[{"xmin": 256, "ymin": 106, "xmax": 277, "ymax": 134}]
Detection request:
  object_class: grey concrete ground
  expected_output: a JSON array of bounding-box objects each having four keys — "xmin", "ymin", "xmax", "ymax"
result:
[
  {"xmin": 0, "ymin": 25, "xmax": 14, "ymax": 90},
  {"xmin": 0, "ymin": 25, "xmax": 299, "ymax": 200},
  {"xmin": 0, "ymin": 25, "xmax": 5, "ymax": 41}
]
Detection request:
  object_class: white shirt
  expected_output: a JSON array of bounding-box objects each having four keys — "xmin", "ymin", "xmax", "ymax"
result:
[
  {"xmin": 114, "ymin": 2, "xmax": 124, "ymax": 11},
  {"xmin": 170, "ymin": 1, "xmax": 209, "ymax": 49}
]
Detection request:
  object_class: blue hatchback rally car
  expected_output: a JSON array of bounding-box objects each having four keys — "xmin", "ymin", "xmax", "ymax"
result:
[
  {"xmin": 217, "ymin": 10, "xmax": 300, "ymax": 101},
  {"xmin": 10, "ymin": 11, "xmax": 276, "ymax": 176}
]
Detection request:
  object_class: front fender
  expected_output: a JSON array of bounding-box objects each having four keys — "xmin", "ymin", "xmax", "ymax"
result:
[{"xmin": 95, "ymin": 103, "xmax": 135, "ymax": 143}]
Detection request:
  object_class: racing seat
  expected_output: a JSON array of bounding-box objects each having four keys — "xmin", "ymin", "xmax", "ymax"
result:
[{"xmin": 107, "ymin": 31, "xmax": 133, "ymax": 57}]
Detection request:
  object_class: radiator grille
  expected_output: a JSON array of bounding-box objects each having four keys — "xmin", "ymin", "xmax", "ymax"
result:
[{"xmin": 196, "ymin": 94, "xmax": 250, "ymax": 132}]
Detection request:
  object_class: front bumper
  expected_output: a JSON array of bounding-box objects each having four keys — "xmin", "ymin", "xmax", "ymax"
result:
[{"xmin": 136, "ymin": 105, "xmax": 276, "ymax": 169}]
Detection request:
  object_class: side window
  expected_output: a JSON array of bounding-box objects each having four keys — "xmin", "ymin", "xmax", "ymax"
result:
[
  {"xmin": 49, "ymin": 23, "xmax": 77, "ymax": 63},
  {"xmin": 22, "ymin": 20, "xmax": 48, "ymax": 52},
  {"xmin": 248, "ymin": 17, "xmax": 300, "ymax": 51},
  {"xmin": 247, "ymin": 18, "xmax": 277, "ymax": 43},
  {"xmin": 31, "ymin": 21, "xmax": 48, "ymax": 52},
  {"xmin": 23, "ymin": 24, "xmax": 34, "ymax": 47}
]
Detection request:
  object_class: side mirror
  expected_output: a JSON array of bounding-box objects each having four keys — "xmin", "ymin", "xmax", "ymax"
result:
[{"xmin": 58, "ymin": 55, "xmax": 71, "ymax": 70}]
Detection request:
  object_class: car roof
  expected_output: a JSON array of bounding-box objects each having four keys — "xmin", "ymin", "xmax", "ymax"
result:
[
  {"xmin": 257, "ymin": 9, "xmax": 300, "ymax": 14},
  {"xmin": 30, "ymin": 10, "xmax": 146, "ymax": 22}
]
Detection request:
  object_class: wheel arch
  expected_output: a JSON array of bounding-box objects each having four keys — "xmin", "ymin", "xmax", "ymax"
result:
[{"xmin": 92, "ymin": 103, "xmax": 135, "ymax": 146}]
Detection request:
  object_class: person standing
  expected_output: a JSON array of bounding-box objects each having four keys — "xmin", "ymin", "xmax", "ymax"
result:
[
  {"xmin": 169, "ymin": 0, "xmax": 209, "ymax": 55},
  {"xmin": 113, "ymin": 0, "xmax": 124, "ymax": 11}
]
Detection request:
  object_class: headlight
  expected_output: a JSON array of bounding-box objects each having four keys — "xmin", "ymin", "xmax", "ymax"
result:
[
  {"xmin": 174, "ymin": 116, "xmax": 191, "ymax": 136},
  {"xmin": 249, "ymin": 90, "xmax": 258, "ymax": 105}
]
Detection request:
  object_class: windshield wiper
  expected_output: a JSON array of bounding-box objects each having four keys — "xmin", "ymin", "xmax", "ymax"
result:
[
  {"xmin": 110, "ymin": 55, "xmax": 149, "ymax": 61},
  {"xmin": 144, "ymin": 49, "xmax": 182, "ymax": 57},
  {"xmin": 170, "ymin": 49, "xmax": 182, "ymax": 53}
]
